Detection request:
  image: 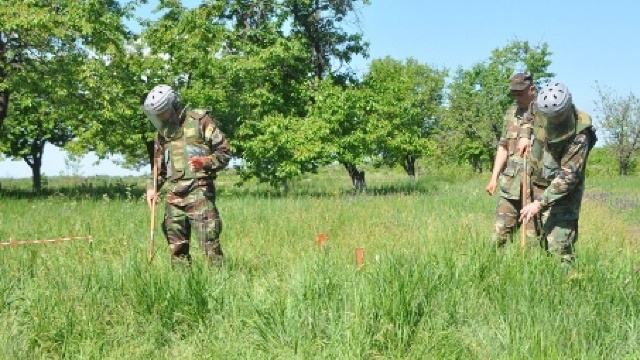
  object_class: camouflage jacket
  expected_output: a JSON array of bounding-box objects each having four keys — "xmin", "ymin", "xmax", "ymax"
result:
[
  {"xmin": 519, "ymin": 105, "xmax": 597, "ymax": 219},
  {"xmin": 497, "ymin": 104, "xmax": 528, "ymax": 200},
  {"xmin": 147, "ymin": 109, "xmax": 231, "ymax": 201}
]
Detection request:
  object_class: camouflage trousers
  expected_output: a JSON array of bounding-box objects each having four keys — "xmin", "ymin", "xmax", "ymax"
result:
[
  {"xmin": 162, "ymin": 182, "xmax": 223, "ymax": 266},
  {"xmin": 490, "ymin": 197, "xmax": 541, "ymax": 248},
  {"xmin": 492, "ymin": 182, "xmax": 579, "ymax": 263},
  {"xmin": 539, "ymin": 211, "xmax": 579, "ymax": 264},
  {"xmin": 534, "ymin": 182, "xmax": 580, "ymax": 263}
]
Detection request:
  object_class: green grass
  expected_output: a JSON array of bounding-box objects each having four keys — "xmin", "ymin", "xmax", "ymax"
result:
[{"xmin": 0, "ymin": 168, "xmax": 638, "ymax": 359}]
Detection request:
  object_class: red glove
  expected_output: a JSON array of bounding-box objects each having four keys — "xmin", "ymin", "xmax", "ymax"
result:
[{"xmin": 189, "ymin": 157, "xmax": 205, "ymax": 171}]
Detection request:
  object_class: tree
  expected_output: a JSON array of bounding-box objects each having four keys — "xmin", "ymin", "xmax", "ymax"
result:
[
  {"xmin": 284, "ymin": 0, "xmax": 370, "ymax": 81},
  {"xmin": 227, "ymin": 39, "xmax": 331, "ymax": 188},
  {"xmin": 64, "ymin": 45, "xmax": 160, "ymax": 171},
  {"xmin": 284, "ymin": 0, "xmax": 372, "ymax": 189},
  {"xmin": 363, "ymin": 57, "xmax": 447, "ymax": 177},
  {"xmin": 119, "ymin": 1, "xmax": 371, "ymax": 189},
  {"xmin": 438, "ymin": 40, "xmax": 553, "ymax": 172},
  {"xmin": 0, "ymin": 0, "xmax": 131, "ymax": 189},
  {"xmin": 307, "ymin": 79, "xmax": 373, "ymax": 191},
  {"xmin": 595, "ymin": 84, "xmax": 640, "ymax": 175}
]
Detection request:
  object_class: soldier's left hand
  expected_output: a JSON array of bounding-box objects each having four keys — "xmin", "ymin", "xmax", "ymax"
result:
[
  {"xmin": 519, "ymin": 201, "xmax": 541, "ymax": 223},
  {"xmin": 485, "ymin": 179, "xmax": 497, "ymax": 196},
  {"xmin": 189, "ymin": 157, "xmax": 205, "ymax": 172}
]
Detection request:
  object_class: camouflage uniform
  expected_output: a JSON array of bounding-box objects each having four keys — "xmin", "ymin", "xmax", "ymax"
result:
[
  {"xmin": 519, "ymin": 106, "xmax": 597, "ymax": 262},
  {"xmin": 491, "ymin": 104, "xmax": 541, "ymax": 247},
  {"xmin": 148, "ymin": 109, "xmax": 231, "ymax": 265}
]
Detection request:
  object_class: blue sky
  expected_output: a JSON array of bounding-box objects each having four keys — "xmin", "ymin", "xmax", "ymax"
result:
[{"xmin": 1, "ymin": 0, "xmax": 636, "ymax": 178}]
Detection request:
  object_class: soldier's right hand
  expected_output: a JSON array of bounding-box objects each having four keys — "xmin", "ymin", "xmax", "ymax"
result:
[
  {"xmin": 146, "ymin": 189, "xmax": 158, "ymax": 208},
  {"xmin": 517, "ymin": 138, "xmax": 531, "ymax": 157},
  {"xmin": 485, "ymin": 180, "xmax": 497, "ymax": 196}
]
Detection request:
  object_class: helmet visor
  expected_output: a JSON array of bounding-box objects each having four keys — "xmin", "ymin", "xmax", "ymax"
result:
[
  {"xmin": 536, "ymin": 108, "xmax": 576, "ymax": 144},
  {"xmin": 144, "ymin": 107, "xmax": 177, "ymax": 132}
]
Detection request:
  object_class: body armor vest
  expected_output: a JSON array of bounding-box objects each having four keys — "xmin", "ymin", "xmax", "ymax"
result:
[
  {"xmin": 498, "ymin": 105, "xmax": 527, "ymax": 200},
  {"xmin": 165, "ymin": 111, "xmax": 213, "ymax": 181},
  {"xmin": 530, "ymin": 107, "xmax": 596, "ymax": 186}
]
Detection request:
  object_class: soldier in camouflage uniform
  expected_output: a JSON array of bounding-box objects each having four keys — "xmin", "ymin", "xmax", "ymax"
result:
[
  {"xmin": 143, "ymin": 85, "xmax": 231, "ymax": 266},
  {"xmin": 487, "ymin": 72, "xmax": 540, "ymax": 248},
  {"xmin": 518, "ymin": 82, "xmax": 597, "ymax": 264}
]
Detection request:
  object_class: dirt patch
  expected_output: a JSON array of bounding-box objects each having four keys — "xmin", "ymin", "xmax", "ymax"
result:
[
  {"xmin": 627, "ymin": 225, "xmax": 640, "ymax": 246},
  {"xmin": 585, "ymin": 189, "xmax": 639, "ymax": 210}
]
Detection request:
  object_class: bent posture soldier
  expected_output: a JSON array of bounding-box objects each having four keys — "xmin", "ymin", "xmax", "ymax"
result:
[
  {"xmin": 519, "ymin": 82, "xmax": 597, "ymax": 264},
  {"xmin": 143, "ymin": 85, "xmax": 231, "ymax": 266}
]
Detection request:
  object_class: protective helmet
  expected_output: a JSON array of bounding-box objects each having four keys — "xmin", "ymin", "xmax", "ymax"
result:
[
  {"xmin": 143, "ymin": 84, "xmax": 178, "ymax": 114},
  {"xmin": 536, "ymin": 82, "xmax": 571, "ymax": 117},
  {"xmin": 142, "ymin": 85, "xmax": 181, "ymax": 138},
  {"xmin": 534, "ymin": 82, "xmax": 576, "ymax": 148}
]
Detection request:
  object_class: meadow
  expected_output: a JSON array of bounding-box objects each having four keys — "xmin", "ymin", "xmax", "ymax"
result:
[{"xmin": 0, "ymin": 166, "xmax": 638, "ymax": 359}]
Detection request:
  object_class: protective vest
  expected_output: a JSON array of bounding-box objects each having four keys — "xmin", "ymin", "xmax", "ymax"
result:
[
  {"xmin": 164, "ymin": 110, "xmax": 213, "ymax": 181},
  {"xmin": 504, "ymin": 105, "xmax": 525, "ymax": 158},
  {"xmin": 529, "ymin": 106, "xmax": 597, "ymax": 186},
  {"xmin": 498, "ymin": 105, "xmax": 526, "ymax": 200}
]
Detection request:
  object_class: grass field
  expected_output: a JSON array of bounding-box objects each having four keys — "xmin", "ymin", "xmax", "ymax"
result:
[{"xmin": 0, "ymin": 167, "xmax": 638, "ymax": 359}]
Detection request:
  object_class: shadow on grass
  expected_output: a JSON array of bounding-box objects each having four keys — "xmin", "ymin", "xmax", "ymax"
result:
[
  {"xmin": 217, "ymin": 178, "xmax": 443, "ymax": 199},
  {"xmin": 1, "ymin": 176, "xmax": 446, "ymax": 200},
  {"xmin": 0, "ymin": 178, "xmax": 146, "ymax": 201}
]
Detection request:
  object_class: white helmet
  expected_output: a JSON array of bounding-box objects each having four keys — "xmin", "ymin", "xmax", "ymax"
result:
[
  {"xmin": 142, "ymin": 85, "xmax": 180, "ymax": 135},
  {"xmin": 143, "ymin": 84, "xmax": 178, "ymax": 114},
  {"xmin": 535, "ymin": 82, "xmax": 576, "ymax": 146},
  {"xmin": 536, "ymin": 82, "xmax": 571, "ymax": 117}
]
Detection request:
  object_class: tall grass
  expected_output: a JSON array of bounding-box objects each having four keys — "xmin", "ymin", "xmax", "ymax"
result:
[{"xmin": 0, "ymin": 168, "xmax": 638, "ymax": 359}]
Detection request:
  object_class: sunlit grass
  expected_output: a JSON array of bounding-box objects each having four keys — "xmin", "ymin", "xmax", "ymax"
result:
[{"xmin": 0, "ymin": 169, "xmax": 638, "ymax": 358}]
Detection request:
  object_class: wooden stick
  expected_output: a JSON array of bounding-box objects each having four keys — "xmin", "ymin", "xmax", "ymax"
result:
[
  {"xmin": 0, "ymin": 236, "xmax": 93, "ymax": 247},
  {"xmin": 521, "ymin": 149, "xmax": 529, "ymax": 249},
  {"xmin": 148, "ymin": 158, "xmax": 159, "ymax": 263}
]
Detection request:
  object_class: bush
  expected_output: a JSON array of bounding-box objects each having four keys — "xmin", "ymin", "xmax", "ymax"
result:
[{"xmin": 587, "ymin": 147, "xmax": 638, "ymax": 177}]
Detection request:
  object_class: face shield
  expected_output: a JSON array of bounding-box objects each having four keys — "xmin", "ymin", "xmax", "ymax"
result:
[
  {"xmin": 142, "ymin": 84, "xmax": 183, "ymax": 139},
  {"xmin": 144, "ymin": 106, "xmax": 176, "ymax": 131},
  {"xmin": 535, "ymin": 106, "xmax": 576, "ymax": 149},
  {"xmin": 143, "ymin": 106, "xmax": 182, "ymax": 140}
]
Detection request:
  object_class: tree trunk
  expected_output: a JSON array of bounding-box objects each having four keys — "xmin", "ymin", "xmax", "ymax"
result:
[
  {"xmin": 24, "ymin": 140, "xmax": 45, "ymax": 192},
  {"xmin": 403, "ymin": 154, "xmax": 416, "ymax": 178},
  {"xmin": 471, "ymin": 156, "xmax": 483, "ymax": 173},
  {"xmin": 31, "ymin": 160, "xmax": 42, "ymax": 192},
  {"xmin": 146, "ymin": 139, "xmax": 155, "ymax": 173},
  {"xmin": 343, "ymin": 162, "xmax": 366, "ymax": 192},
  {"xmin": 619, "ymin": 158, "xmax": 628, "ymax": 176},
  {"xmin": 0, "ymin": 90, "xmax": 7, "ymax": 134},
  {"xmin": 0, "ymin": 37, "xmax": 7, "ymax": 133}
]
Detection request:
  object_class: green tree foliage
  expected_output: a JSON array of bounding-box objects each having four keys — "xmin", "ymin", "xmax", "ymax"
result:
[
  {"xmin": 283, "ymin": 0, "xmax": 372, "ymax": 189},
  {"xmin": 283, "ymin": 0, "xmax": 371, "ymax": 81},
  {"xmin": 595, "ymin": 84, "xmax": 640, "ymax": 176},
  {"xmin": 132, "ymin": 1, "xmax": 370, "ymax": 188},
  {"xmin": 362, "ymin": 57, "xmax": 447, "ymax": 177},
  {"xmin": 0, "ymin": 0, "xmax": 131, "ymax": 189},
  {"xmin": 2, "ymin": 54, "xmax": 82, "ymax": 190},
  {"xmin": 307, "ymin": 79, "xmax": 373, "ymax": 190},
  {"xmin": 64, "ymin": 45, "xmax": 158, "ymax": 169},
  {"xmin": 438, "ymin": 40, "xmax": 553, "ymax": 172}
]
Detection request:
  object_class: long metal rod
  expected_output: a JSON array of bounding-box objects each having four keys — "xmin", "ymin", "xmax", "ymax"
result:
[{"xmin": 0, "ymin": 236, "xmax": 93, "ymax": 247}]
